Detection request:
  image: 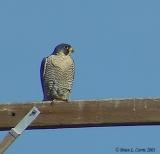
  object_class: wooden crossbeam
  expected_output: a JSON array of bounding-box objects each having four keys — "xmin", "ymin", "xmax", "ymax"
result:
[{"xmin": 0, "ymin": 98, "xmax": 160, "ymax": 131}]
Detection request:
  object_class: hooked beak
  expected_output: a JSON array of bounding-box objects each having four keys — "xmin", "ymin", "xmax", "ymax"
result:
[{"xmin": 69, "ymin": 47, "xmax": 74, "ymax": 53}]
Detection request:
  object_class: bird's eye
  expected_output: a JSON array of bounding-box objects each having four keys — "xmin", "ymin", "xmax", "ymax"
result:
[{"xmin": 64, "ymin": 46, "xmax": 68, "ymax": 49}]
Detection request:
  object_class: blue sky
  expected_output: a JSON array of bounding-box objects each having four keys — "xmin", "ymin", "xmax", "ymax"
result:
[{"xmin": 0, "ymin": 0, "xmax": 160, "ymax": 153}]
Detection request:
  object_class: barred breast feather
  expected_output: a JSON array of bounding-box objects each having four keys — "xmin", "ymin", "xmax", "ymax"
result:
[{"xmin": 40, "ymin": 54, "xmax": 75, "ymax": 101}]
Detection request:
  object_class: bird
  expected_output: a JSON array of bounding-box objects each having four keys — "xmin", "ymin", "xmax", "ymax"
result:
[{"xmin": 40, "ymin": 43, "xmax": 75, "ymax": 101}]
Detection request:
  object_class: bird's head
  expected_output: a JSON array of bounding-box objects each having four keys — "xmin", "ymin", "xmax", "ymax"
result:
[{"xmin": 52, "ymin": 43, "xmax": 74, "ymax": 56}]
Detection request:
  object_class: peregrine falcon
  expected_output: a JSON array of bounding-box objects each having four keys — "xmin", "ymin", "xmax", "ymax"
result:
[{"xmin": 40, "ymin": 43, "xmax": 75, "ymax": 101}]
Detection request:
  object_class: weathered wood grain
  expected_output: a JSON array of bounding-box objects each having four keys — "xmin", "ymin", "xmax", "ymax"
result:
[{"xmin": 0, "ymin": 98, "xmax": 160, "ymax": 131}]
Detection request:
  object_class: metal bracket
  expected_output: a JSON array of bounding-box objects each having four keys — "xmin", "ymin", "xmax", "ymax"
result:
[
  {"xmin": 12, "ymin": 106, "xmax": 40, "ymax": 135},
  {"xmin": 0, "ymin": 106, "xmax": 40, "ymax": 153}
]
